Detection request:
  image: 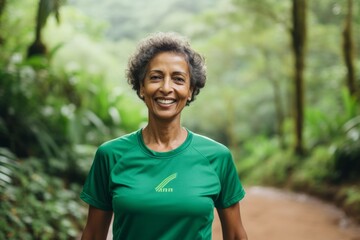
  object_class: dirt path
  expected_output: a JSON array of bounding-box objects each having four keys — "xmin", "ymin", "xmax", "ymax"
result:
[
  {"xmin": 212, "ymin": 186, "xmax": 360, "ymax": 240},
  {"xmin": 105, "ymin": 186, "xmax": 360, "ymax": 239}
]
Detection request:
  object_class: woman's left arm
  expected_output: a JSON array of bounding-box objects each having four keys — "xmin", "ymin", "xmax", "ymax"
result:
[{"xmin": 217, "ymin": 202, "xmax": 248, "ymax": 240}]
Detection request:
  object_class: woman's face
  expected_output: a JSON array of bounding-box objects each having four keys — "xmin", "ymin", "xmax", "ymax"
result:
[{"xmin": 140, "ymin": 52, "xmax": 193, "ymax": 121}]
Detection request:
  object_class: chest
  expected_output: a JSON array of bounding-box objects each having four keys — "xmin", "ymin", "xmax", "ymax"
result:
[{"xmin": 109, "ymin": 152, "xmax": 221, "ymax": 216}]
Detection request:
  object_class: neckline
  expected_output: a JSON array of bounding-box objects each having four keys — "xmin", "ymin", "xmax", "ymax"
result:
[{"xmin": 137, "ymin": 128, "xmax": 193, "ymax": 158}]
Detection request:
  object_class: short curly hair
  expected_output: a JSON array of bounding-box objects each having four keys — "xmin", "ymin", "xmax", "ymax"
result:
[{"xmin": 126, "ymin": 32, "xmax": 206, "ymax": 105}]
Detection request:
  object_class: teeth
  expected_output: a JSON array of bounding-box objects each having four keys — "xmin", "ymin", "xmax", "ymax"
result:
[{"xmin": 157, "ymin": 99, "xmax": 175, "ymax": 104}]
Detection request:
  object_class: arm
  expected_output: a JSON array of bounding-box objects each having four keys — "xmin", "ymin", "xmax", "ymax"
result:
[
  {"xmin": 217, "ymin": 202, "xmax": 248, "ymax": 240},
  {"xmin": 81, "ymin": 205, "xmax": 113, "ymax": 240}
]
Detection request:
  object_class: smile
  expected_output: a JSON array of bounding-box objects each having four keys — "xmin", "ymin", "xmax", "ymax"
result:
[{"xmin": 156, "ymin": 98, "xmax": 176, "ymax": 105}]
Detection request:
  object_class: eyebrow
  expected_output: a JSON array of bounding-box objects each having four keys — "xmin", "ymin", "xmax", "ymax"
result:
[{"xmin": 149, "ymin": 70, "xmax": 188, "ymax": 76}]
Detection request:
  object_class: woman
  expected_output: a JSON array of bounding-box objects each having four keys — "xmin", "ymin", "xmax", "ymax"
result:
[{"xmin": 80, "ymin": 32, "xmax": 248, "ymax": 240}]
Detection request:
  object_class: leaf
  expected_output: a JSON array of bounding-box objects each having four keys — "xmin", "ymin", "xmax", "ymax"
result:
[
  {"xmin": 0, "ymin": 148, "xmax": 18, "ymax": 190},
  {"xmin": 341, "ymin": 87, "xmax": 357, "ymax": 119}
]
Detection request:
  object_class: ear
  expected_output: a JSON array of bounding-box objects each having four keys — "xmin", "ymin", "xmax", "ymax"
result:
[
  {"xmin": 188, "ymin": 87, "xmax": 193, "ymax": 101},
  {"xmin": 139, "ymin": 86, "xmax": 145, "ymax": 99}
]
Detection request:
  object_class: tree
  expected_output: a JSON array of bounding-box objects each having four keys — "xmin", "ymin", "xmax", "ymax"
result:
[
  {"xmin": 27, "ymin": 0, "xmax": 63, "ymax": 58},
  {"xmin": 0, "ymin": 0, "xmax": 5, "ymax": 15},
  {"xmin": 291, "ymin": 0, "xmax": 307, "ymax": 155},
  {"xmin": 342, "ymin": 0, "xmax": 357, "ymax": 97},
  {"xmin": 0, "ymin": 0, "xmax": 7, "ymax": 45}
]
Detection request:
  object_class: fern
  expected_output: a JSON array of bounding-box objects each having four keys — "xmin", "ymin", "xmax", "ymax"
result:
[{"xmin": 0, "ymin": 148, "xmax": 18, "ymax": 189}]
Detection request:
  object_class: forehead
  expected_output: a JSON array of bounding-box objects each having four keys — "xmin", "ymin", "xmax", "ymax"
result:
[{"xmin": 148, "ymin": 52, "xmax": 189, "ymax": 72}]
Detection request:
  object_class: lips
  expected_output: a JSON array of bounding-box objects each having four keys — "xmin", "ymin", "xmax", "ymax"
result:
[{"xmin": 155, "ymin": 98, "xmax": 176, "ymax": 105}]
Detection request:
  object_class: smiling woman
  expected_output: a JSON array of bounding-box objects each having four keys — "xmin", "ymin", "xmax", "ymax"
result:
[
  {"xmin": 80, "ymin": 32, "xmax": 248, "ymax": 240},
  {"xmin": 140, "ymin": 52, "xmax": 192, "ymax": 123},
  {"xmin": 126, "ymin": 32, "xmax": 206, "ymax": 105}
]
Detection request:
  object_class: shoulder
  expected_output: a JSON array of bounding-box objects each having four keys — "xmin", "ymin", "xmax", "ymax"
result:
[
  {"xmin": 97, "ymin": 130, "xmax": 139, "ymax": 156},
  {"xmin": 91, "ymin": 130, "xmax": 139, "ymax": 169},
  {"xmin": 190, "ymin": 131, "xmax": 231, "ymax": 158}
]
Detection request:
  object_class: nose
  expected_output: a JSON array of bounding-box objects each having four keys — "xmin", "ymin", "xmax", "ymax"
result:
[{"xmin": 160, "ymin": 76, "xmax": 173, "ymax": 94}]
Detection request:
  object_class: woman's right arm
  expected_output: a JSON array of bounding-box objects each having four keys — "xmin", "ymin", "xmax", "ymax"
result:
[{"xmin": 81, "ymin": 205, "xmax": 113, "ymax": 240}]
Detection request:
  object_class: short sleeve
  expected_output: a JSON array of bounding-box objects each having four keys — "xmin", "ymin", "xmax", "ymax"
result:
[
  {"xmin": 80, "ymin": 146, "xmax": 113, "ymax": 211},
  {"xmin": 214, "ymin": 151, "xmax": 245, "ymax": 209}
]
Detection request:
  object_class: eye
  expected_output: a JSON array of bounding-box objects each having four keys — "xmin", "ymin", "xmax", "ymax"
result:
[
  {"xmin": 174, "ymin": 77, "xmax": 185, "ymax": 83},
  {"xmin": 150, "ymin": 75, "xmax": 162, "ymax": 81}
]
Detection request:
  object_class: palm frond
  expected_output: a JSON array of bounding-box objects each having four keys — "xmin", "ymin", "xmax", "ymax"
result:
[{"xmin": 0, "ymin": 148, "xmax": 18, "ymax": 189}]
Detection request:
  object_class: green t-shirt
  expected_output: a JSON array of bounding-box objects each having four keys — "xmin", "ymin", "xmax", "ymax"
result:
[{"xmin": 80, "ymin": 129, "xmax": 245, "ymax": 240}]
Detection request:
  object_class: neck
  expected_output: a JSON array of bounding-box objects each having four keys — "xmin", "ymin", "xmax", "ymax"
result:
[{"xmin": 142, "ymin": 118, "xmax": 187, "ymax": 152}]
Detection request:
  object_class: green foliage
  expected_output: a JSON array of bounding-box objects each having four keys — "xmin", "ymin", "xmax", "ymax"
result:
[
  {"xmin": 1, "ymin": 0, "xmax": 360, "ymax": 235},
  {"xmin": 304, "ymin": 88, "xmax": 360, "ymax": 183},
  {"xmin": 291, "ymin": 146, "xmax": 336, "ymax": 187},
  {"xmin": 242, "ymin": 149, "xmax": 295, "ymax": 186},
  {"xmin": 333, "ymin": 115, "xmax": 360, "ymax": 182},
  {"xmin": 0, "ymin": 153, "xmax": 87, "ymax": 240},
  {"xmin": 304, "ymin": 107, "xmax": 336, "ymax": 147},
  {"xmin": 0, "ymin": 1, "xmax": 149, "ymax": 237},
  {"xmin": 0, "ymin": 50, "xmax": 144, "ymax": 156},
  {"xmin": 0, "ymin": 148, "xmax": 18, "ymax": 188},
  {"xmin": 237, "ymin": 136, "xmax": 295, "ymax": 186},
  {"xmin": 337, "ymin": 186, "xmax": 360, "ymax": 222},
  {"xmin": 0, "ymin": 56, "xmax": 98, "ymax": 238},
  {"xmin": 69, "ymin": 0, "xmax": 217, "ymax": 40},
  {"xmin": 341, "ymin": 87, "xmax": 358, "ymax": 120},
  {"xmin": 1, "ymin": 56, "xmax": 68, "ymax": 158}
]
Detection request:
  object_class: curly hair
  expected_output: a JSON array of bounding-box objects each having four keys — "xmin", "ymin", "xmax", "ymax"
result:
[{"xmin": 126, "ymin": 32, "xmax": 206, "ymax": 105}]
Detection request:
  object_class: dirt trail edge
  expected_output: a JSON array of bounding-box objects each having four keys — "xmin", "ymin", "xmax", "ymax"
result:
[{"xmin": 212, "ymin": 186, "xmax": 360, "ymax": 240}]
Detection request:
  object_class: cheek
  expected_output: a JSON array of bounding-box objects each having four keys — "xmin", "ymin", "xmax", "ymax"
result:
[
  {"xmin": 140, "ymin": 84, "xmax": 149, "ymax": 96},
  {"xmin": 142, "ymin": 85, "xmax": 155, "ymax": 96}
]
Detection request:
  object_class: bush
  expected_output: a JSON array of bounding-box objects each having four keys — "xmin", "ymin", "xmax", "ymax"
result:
[
  {"xmin": 237, "ymin": 136, "xmax": 281, "ymax": 184},
  {"xmin": 291, "ymin": 146, "xmax": 335, "ymax": 186},
  {"xmin": 0, "ymin": 151, "xmax": 87, "ymax": 240},
  {"xmin": 237, "ymin": 136, "xmax": 295, "ymax": 186},
  {"xmin": 333, "ymin": 116, "xmax": 360, "ymax": 182},
  {"xmin": 336, "ymin": 186, "xmax": 360, "ymax": 222}
]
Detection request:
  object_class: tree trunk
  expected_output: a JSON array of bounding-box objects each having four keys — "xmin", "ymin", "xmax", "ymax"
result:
[
  {"xmin": 342, "ymin": 0, "xmax": 356, "ymax": 97},
  {"xmin": 291, "ymin": 0, "xmax": 307, "ymax": 156},
  {"xmin": 27, "ymin": 0, "xmax": 47, "ymax": 58},
  {"xmin": 0, "ymin": 0, "xmax": 6, "ymax": 18},
  {"xmin": 0, "ymin": 0, "xmax": 7, "ymax": 45}
]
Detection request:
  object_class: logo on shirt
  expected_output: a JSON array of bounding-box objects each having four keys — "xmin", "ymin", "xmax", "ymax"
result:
[{"xmin": 155, "ymin": 173, "xmax": 177, "ymax": 192}]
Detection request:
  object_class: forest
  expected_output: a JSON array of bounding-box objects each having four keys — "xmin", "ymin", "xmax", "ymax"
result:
[{"xmin": 0, "ymin": 0, "xmax": 359, "ymax": 239}]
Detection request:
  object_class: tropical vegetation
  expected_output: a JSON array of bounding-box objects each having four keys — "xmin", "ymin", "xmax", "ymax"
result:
[{"xmin": 0, "ymin": 0, "xmax": 359, "ymax": 238}]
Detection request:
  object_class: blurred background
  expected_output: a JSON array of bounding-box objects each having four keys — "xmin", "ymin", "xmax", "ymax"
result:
[{"xmin": 0, "ymin": 0, "xmax": 359, "ymax": 239}]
